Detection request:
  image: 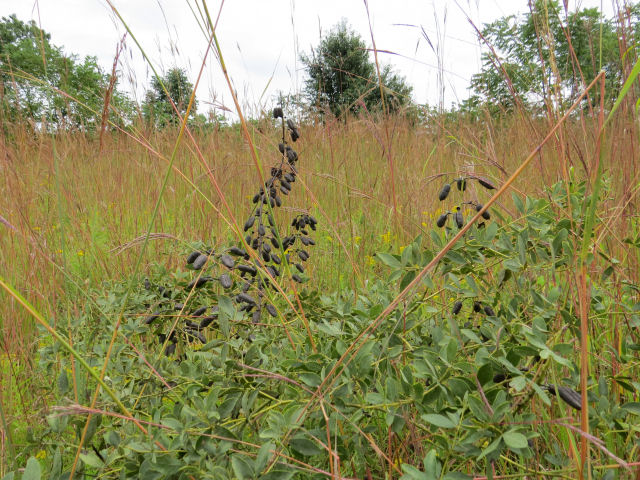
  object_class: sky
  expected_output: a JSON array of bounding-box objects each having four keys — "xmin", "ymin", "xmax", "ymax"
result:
[{"xmin": 0, "ymin": 0, "xmax": 619, "ymax": 117}]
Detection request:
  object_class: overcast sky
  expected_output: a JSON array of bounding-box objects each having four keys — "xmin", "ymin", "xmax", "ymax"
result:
[{"xmin": 0, "ymin": 0, "xmax": 619, "ymax": 116}]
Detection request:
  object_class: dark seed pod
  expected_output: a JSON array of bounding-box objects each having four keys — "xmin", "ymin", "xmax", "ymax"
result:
[
  {"xmin": 164, "ymin": 343, "xmax": 176, "ymax": 356},
  {"xmin": 290, "ymin": 129, "xmax": 299, "ymax": 142},
  {"xmin": 220, "ymin": 254, "xmax": 235, "ymax": 269},
  {"xmin": 144, "ymin": 310, "xmax": 162, "ymax": 324},
  {"xmin": 295, "ymin": 263, "xmax": 305, "ymax": 273},
  {"xmin": 452, "ymin": 301, "xmax": 463, "ymax": 315},
  {"xmin": 493, "ymin": 373, "xmax": 507, "ymax": 383},
  {"xmin": 270, "ymin": 253, "xmax": 281, "ymax": 264},
  {"xmin": 192, "ymin": 306, "xmax": 207, "ymax": 317},
  {"xmin": 273, "ymin": 107, "xmax": 283, "ymax": 119},
  {"xmin": 186, "ymin": 251, "xmax": 201, "ymax": 264},
  {"xmin": 473, "ymin": 301, "xmax": 482, "ymax": 313},
  {"xmin": 300, "ymin": 236, "xmax": 315, "ymax": 246},
  {"xmin": 237, "ymin": 293, "xmax": 256, "ymax": 305},
  {"xmin": 144, "ymin": 278, "xmax": 151, "ymax": 290},
  {"xmin": 229, "ymin": 247, "xmax": 247, "ymax": 257},
  {"xmin": 265, "ymin": 304, "xmax": 277, "ymax": 317},
  {"xmin": 286, "ymin": 118, "xmax": 297, "ymax": 131},
  {"xmin": 545, "ymin": 385, "xmax": 582, "ymax": 410},
  {"xmin": 242, "ymin": 281, "xmax": 251, "ymax": 292},
  {"xmin": 454, "ymin": 207, "xmax": 464, "ymax": 229},
  {"xmin": 292, "ymin": 274, "xmax": 303, "ymax": 283},
  {"xmin": 298, "ymin": 250, "xmax": 309, "ymax": 261},
  {"xmin": 199, "ymin": 315, "xmax": 217, "ymax": 329},
  {"xmin": 258, "ymin": 224, "xmax": 266, "ymax": 236},
  {"xmin": 173, "ymin": 303, "xmax": 185, "ymax": 311},
  {"xmin": 252, "ymin": 310, "xmax": 261, "ymax": 324},
  {"xmin": 436, "ymin": 213, "xmax": 448, "ymax": 228},
  {"xmin": 484, "ymin": 305, "xmax": 496, "ymax": 317},
  {"xmin": 438, "ymin": 183, "xmax": 451, "ymax": 201},
  {"xmin": 280, "ymin": 179, "xmax": 291, "ymax": 190},
  {"xmin": 278, "ymin": 143, "xmax": 285, "ymax": 154},
  {"xmin": 237, "ymin": 264, "xmax": 257, "ymax": 276},
  {"xmin": 252, "ymin": 193, "xmax": 260, "ymax": 204},
  {"xmin": 286, "ymin": 148, "xmax": 298, "ymax": 163},
  {"xmin": 185, "ymin": 320, "xmax": 200, "ymax": 329},
  {"xmin": 245, "ymin": 234, "xmax": 252, "ymax": 244},
  {"xmin": 456, "ymin": 178, "xmax": 467, "ymax": 191},
  {"xmin": 219, "ymin": 274, "xmax": 232, "ymax": 289},
  {"xmin": 270, "ymin": 237, "xmax": 280, "ymax": 249},
  {"xmin": 476, "ymin": 176, "xmax": 496, "ymax": 190},
  {"xmin": 262, "ymin": 250, "xmax": 271, "ymax": 262},
  {"xmin": 192, "ymin": 253, "xmax": 209, "ymax": 270},
  {"xmin": 280, "ymin": 185, "xmax": 289, "ymax": 195},
  {"xmin": 267, "ymin": 265, "xmax": 280, "ymax": 277},
  {"xmin": 244, "ymin": 216, "xmax": 255, "ymax": 231},
  {"xmin": 476, "ymin": 203, "xmax": 491, "ymax": 220},
  {"xmin": 275, "ymin": 196, "xmax": 282, "ymax": 207},
  {"xmin": 187, "ymin": 276, "xmax": 213, "ymax": 289},
  {"xmin": 284, "ymin": 173, "xmax": 295, "ymax": 183}
]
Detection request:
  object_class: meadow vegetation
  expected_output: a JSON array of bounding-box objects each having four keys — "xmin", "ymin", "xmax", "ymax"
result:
[{"xmin": 1, "ymin": 1, "xmax": 640, "ymax": 479}]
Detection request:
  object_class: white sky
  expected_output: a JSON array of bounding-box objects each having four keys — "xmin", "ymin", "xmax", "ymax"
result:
[{"xmin": 0, "ymin": 0, "xmax": 620, "ymax": 117}]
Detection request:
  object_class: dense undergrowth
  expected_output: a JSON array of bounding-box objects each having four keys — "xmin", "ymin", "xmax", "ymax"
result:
[{"xmin": 4, "ymin": 165, "xmax": 640, "ymax": 478}]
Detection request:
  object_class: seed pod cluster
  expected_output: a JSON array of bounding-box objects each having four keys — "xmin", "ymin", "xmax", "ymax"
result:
[{"xmin": 144, "ymin": 109, "xmax": 314, "ymax": 353}]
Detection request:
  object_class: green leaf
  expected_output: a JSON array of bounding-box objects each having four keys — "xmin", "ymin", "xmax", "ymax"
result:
[
  {"xmin": 22, "ymin": 457, "xmax": 41, "ymax": 480},
  {"xmin": 289, "ymin": 437, "xmax": 322, "ymax": 456},
  {"xmin": 421, "ymin": 414, "xmax": 456, "ymax": 429},
  {"xmin": 57, "ymin": 370, "xmax": 69, "ymax": 395},
  {"xmin": 502, "ymin": 430, "xmax": 528, "ymax": 449},
  {"xmin": 260, "ymin": 470, "xmax": 295, "ymax": 480},
  {"xmin": 1, "ymin": 473, "xmax": 15, "ymax": 480},
  {"xmin": 254, "ymin": 441, "xmax": 274, "ymax": 474},
  {"xmin": 80, "ymin": 452, "xmax": 103, "ymax": 469},
  {"xmin": 231, "ymin": 454, "xmax": 254, "ymax": 480},
  {"xmin": 621, "ymin": 402, "xmax": 640, "ymax": 415},
  {"xmin": 377, "ymin": 252, "xmax": 401, "ymax": 268},
  {"xmin": 299, "ymin": 372, "xmax": 321, "ymax": 388}
]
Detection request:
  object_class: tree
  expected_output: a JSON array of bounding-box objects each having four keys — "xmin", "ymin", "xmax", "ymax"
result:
[
  {"xmin": 0, "ymin": 14, "xmax": 132, "ymax": 130},
  {"xmin": 142, "ymin": 67, "xmax": 197, "ymax": 128},
  {"xmin": 467, "ymin": 0, "xmax": 627, "ymax": 114},
  {"xmin": 301, "ymin": 20, "xmax": 412, "ymax": 117}
]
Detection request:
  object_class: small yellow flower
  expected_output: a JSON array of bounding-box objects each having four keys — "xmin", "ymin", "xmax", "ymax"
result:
[
  {"xmin": 36, "ymin": 450, "xmax": 46, "ymax": 459},
  {"xmin": 77, "ymin": 250, "xmax": 84, "ymax": 256}
]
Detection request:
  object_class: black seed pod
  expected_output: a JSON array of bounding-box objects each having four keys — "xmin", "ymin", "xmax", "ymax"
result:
[
  {"xmin": 192, "ymin": 306, "xmax": 208, "ymax": 317},
  {"xmin": 456, "ymin": 178, "xmax": 467, "ymax": 191},
  {"xmin": 545, "ymin": 385, "xmax": 582, "ymax": 410},
  {"xmin": 144, "ymin": 311, "xmax": 162, "ymax": 324},
  {"xmin": 493, "ymin": 373, "xmax": 507, "ymax": 383},
  {"xmin": 258, "ymin": 224, "xmax": 266, "ymax": 236},
  {"xmin": 290, "ymin": 129, "xmax": 299, "ymax": 142},
  {"xmin": 271, "ymin": 253, "xmax": 281, "ymax": 264},
  {"xmin": 454, "ymin": 207, "xmax": 464, "ymax": 228},
  {"xmin": 452, "ymin": 301, "xmax": 463, "ymax": 315},
  {"xmin": 284, "ymin": 173, "xmax": 295, "ymax": 183},
  {"xmin": 273, "ymin": 107, "xmax": 283, "ymax": 119},
  {"xmin": 237, "ymin": 293, "xmax": 256, "ymax": 305},
  {"xmin": 292, "ymin": 274, "xmax": 303, "ymax": 283},
  {"xmin": 275, "ymin": 196, "xmax": 282, "ymax": 207},
  {"xmin": 187, "ymin": 276, "xmax": 212, "ymax": 289},
  {"xmin": 298, "ymin": 250, "xmax": 309, "ymax": 261},
  {"xmin": 192, "ymin": 253, "xmax": 209, "ymax": 270},
  {"xmin": 173, "ymin": 303, "xmax": 185, "ymax": 311},
  {"xmin": 186, "ymin": 251, "xmax": 201, "ymax": 264},
  {"xmin": 476, "ymin": 176, "xmax": 496, "ymax": 190},
  {"xmin": 280, "ymin": 179, "xmax": 291, "ymax": 190},
  {"xmin": 473, "ymin": 301, "xmax": 483, "ymax": 313},
  {"xmin": 199, "ymin": 315, "xmax": 217, "ymax": 329},
  {"xmin": 220, "ymin": 254, "xmax": 235, "ymax": 269},
  {"xmin": 438, "ymin": 183, "xmax": 451, "ymax": 201},
  {"xmin": 286, "ymin": 118, "xmax": 297, "ymax": 131},
  {"xmin": 252, "ymin": 193, "xmax": 260, "ymax": 204},
  {"xmin": 280, "ymin": 185, "xmax": 289, "ymax": 195},
  {"xmin": 229, "ymin": 247, "xmax": 247, "ymax": 257},
  {"xmin": 295, "ymin": 263, "xmax": 304, "ymax": 273},
  {"xmin": 244, "ymin": 216, "xmax": 255, "ymax": 231},
  {"xmin": 237, "ymin": 264, "xmax": 257, "ymax": 276},
  {"xmin": 262, "ymin": 250, "xmax": 271, "ymax": 262},
  {"xmin": 219, "ymin": 274, "xmax": 232, "ymax": 289},
  {"xmin": 436, "ymin": 213, "xmax": 448, "ymax": 228},
  {"xmin": 278, "ymin": 143, "xmax": 285, "ymax": 154},
  {"xmin": 475, "ymin": 203, "xmax": 491, "ymax": 220},
  {"xmin": 265, "ymin": 304, "xmax": 277, "ymax": 317},
  {"xmin": 286, "ymin": 148, "xmax": 298, "ymax": 163},
  {"xmin": 484, "ymin": 305, "xmax": 496, "ymax": 317},
  {"xmin": 270, "ymin": 237, "xmax": 280, "ymax": 249}
]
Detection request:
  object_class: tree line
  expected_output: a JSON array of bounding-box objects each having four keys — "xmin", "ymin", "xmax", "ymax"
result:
[{"xmin": 1, "ymin": 2, "xmax": 638, "ymax": 132}]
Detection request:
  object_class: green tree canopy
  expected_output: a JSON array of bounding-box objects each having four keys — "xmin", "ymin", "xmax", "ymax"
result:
[
  {"xmin": 301, "ymin": 20, "xmax": 412, "ymax": 118},
  {"xmin": 466, "ymin": 0, "xmax": 635, "ymax": 114},
  {"xmin": 142, "ymin": 67, "xmax": 197, "ymax": 128},
  {"xmin": 0, "ymin": 14, "xmax": 132, "ymax": 130}
]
